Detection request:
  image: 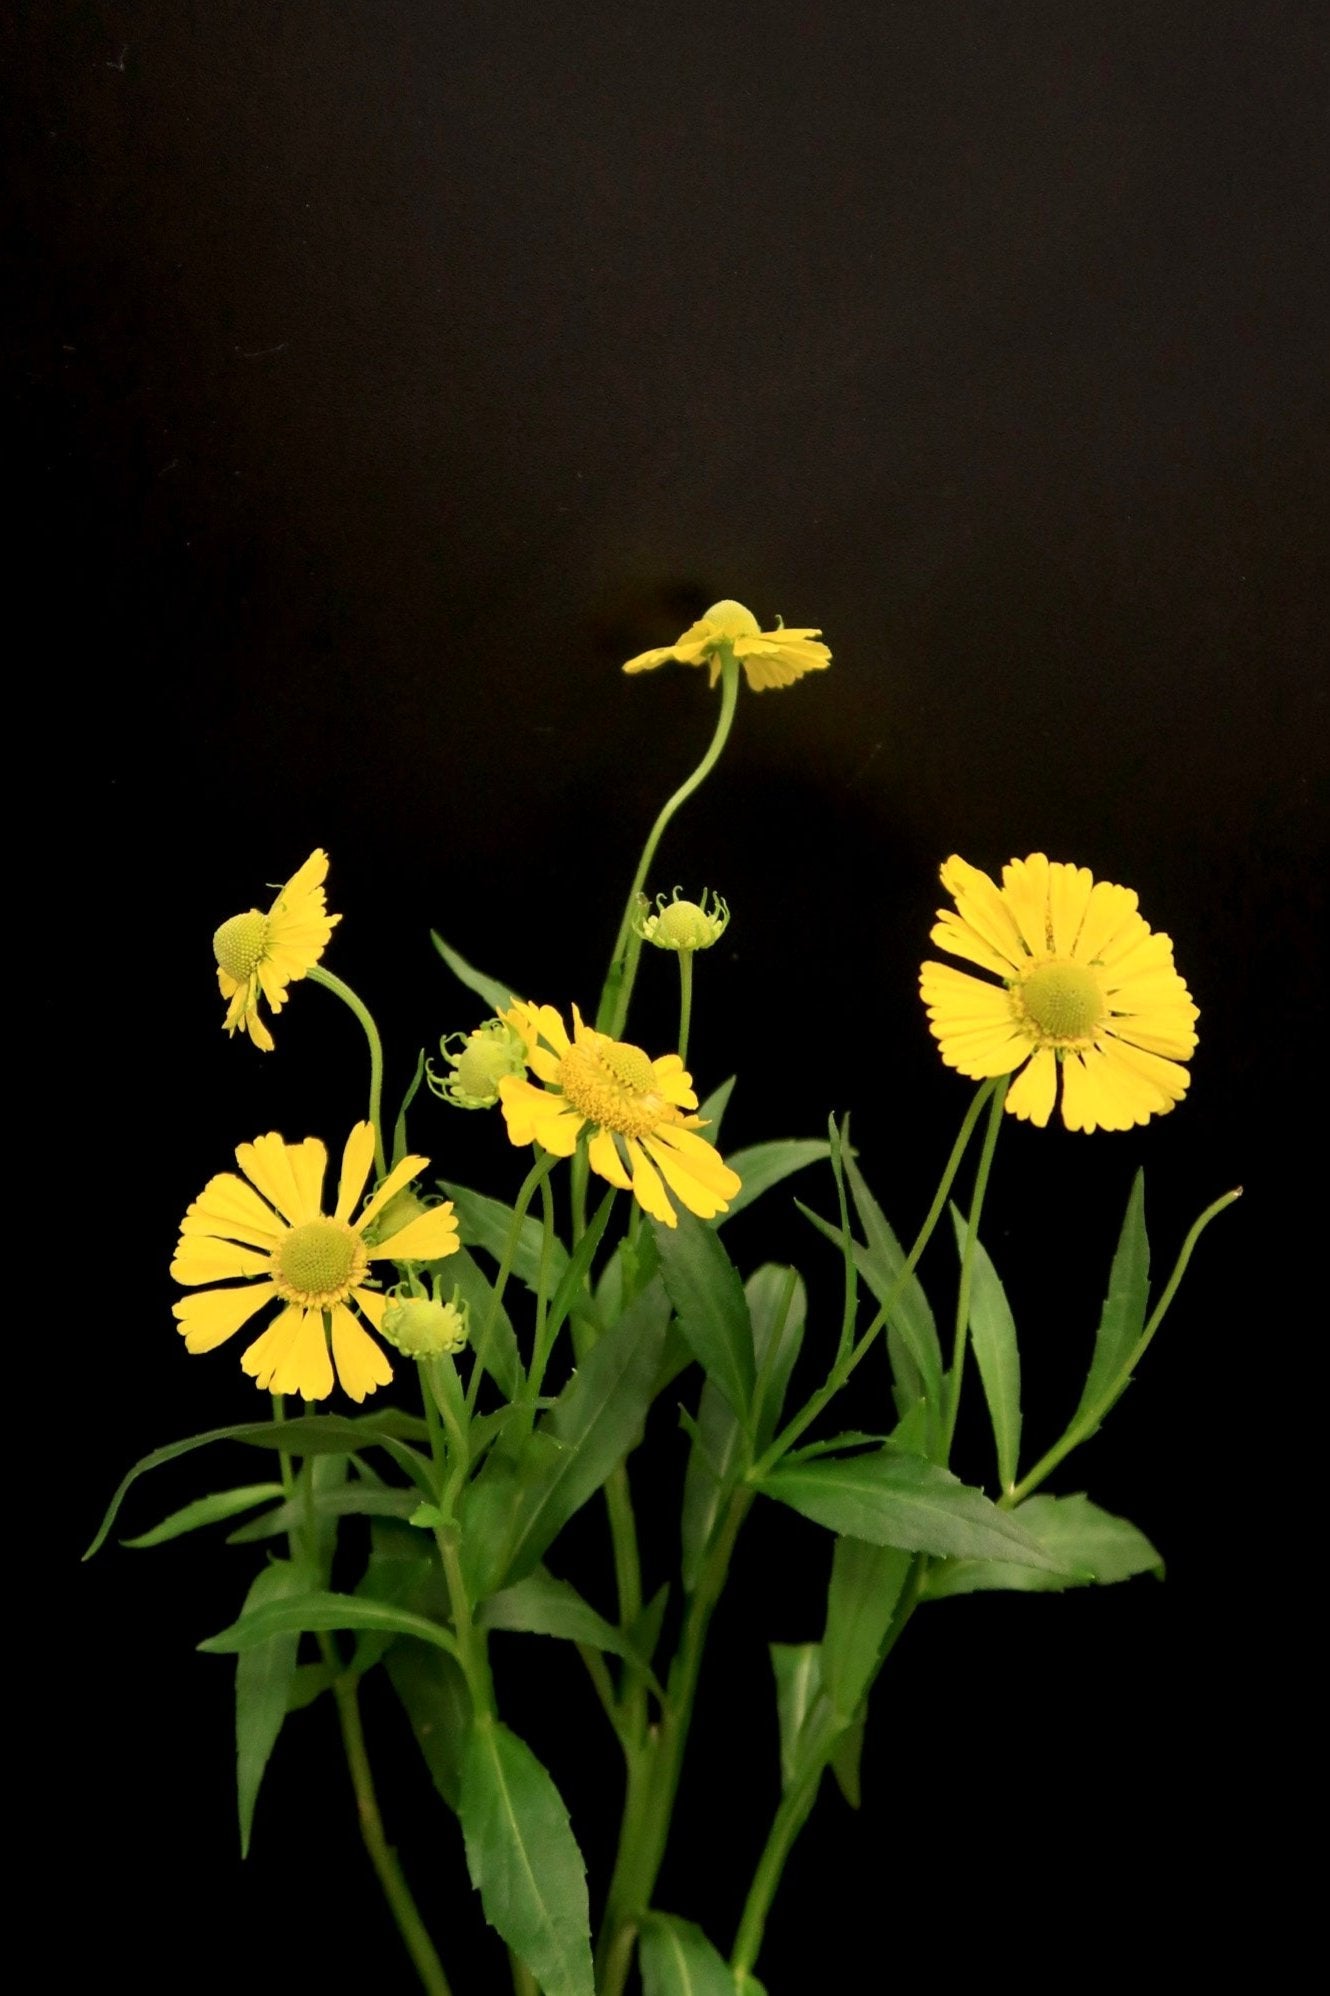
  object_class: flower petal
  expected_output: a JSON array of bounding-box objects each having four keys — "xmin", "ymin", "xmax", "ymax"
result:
[
  {"xmin": 170, "ymin": 1237, "xmax": 273, "ymax": 1286},
  {"xmin": 241, "ymin": 1305, "xmax": 305, "ymax": 1391},
  {"xmin": 498, "ymin": 1076, "xmax": 584, "ymax": 1155},
  {"xmin": 1004, "ymin": 1047, "xmax": 1058, "ymax": 1127},
  {"xmin": 236, "ymin": 1133, "xmax": 320, "ymax": 1226},
  {"xmin": 642, "ymin": 1130, "xmax": 740, "ymax": 1219},
  {"xmin": 330, "ymin": 1304, "xmax": 393, "ymax": 1402},
  {"xmin": 335, "ymin": 1123, "xmax": 378, "ymax": 1222},
  {"xmin": 368, "ymin": 1205, "xmax": 460, "ymax": 1262},
  {"xmin": 998, "ymin": 854, "xmax": 1052, "ymax": 957},
  {"xmin": 1047, "ymin": 861, "xmax": 1095, "ymax": 958},
  {"xmin": 180, "ymin": 1171, "xmax": 285, "ymax": 1248},
  {"xmin": 357, "ymin": 1152, "xmax": 431, "ymax": 1231},
  {"xmin": 623, "ymin": 1138, "xmax": 676, "ymax": 1227},
  {"xmin": 174, "ymin": 1282, "xmax": 277, "ymax": 1353},
  {"xmin": 588, "ymin": 1127, "xmax": 632, "ymax": 1191},
  {"xmin": 938, "ymin": 857, "xmax": 1028, "ymax": 972},
  {"xmin": 651, "ymin": 1053, "xmax": 698, "ymax": 1110}
]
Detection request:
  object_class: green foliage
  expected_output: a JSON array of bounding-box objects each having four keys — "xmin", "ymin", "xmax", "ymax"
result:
[
  {"xmin": 717, "ymin": 1139, "xmax": 832, "ymax": 1223},
  {"xmin": 821, "ymin": 1537, "xmax": 912, "ymax": 1720},
  {"xmin": 655, "ymin": 1209, "xmax": 754, "ymax": 1422},
  {"xmin": 640, "ymin": 1913, "xmax": 739, "ymax": 1995},
  {"xmin": 949, "ymin": 1205, "xmax": 1023, "ymax": 1492},
  {"xmin": 234, "ymin": 1558, "xmax": 307, "ymax": 1857},
  {"xmin": 477, "ymin": 1566, "xmax": 663, "ymax": 1691},
  {"xmin": 925, "ymin": 1493, "xmax": 1163, "ymax": 1597},
  {"xmin": 430, "ymin": 929, "xmax": 519, "ymax": 1015},
  {"xmin": 1073, "ymin": 1170, "xmax": 1151, "ymax": 1431},
  {"xmin": 120, "ymin": 1483, "xmax": 284, "ymax": 1548},
  {"xmin": 761, "ymin": 1449, "xmax": 1064, "ymax": 1568},
  {"xmin": 199, "ymin": 1590, "xmax": 461, "ymax": 1661}
]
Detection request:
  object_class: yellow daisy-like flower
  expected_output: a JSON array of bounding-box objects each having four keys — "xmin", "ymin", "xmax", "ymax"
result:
[
  {"xmin": 920, "ymin": 853, "xmax": 1199, "ymax": 1133},
  {"xmin": 171, "ymin": 1121, "xmax": 460, "ymax": 1401},
  {"xmin": 622, "ymin": 598, "xmax": 831, "ymax": 692},
  {"xmin": 497, "ymin": 1002, "xmax": 741, "ymax": 1227},
  {"xmin": 212, "ymin": 849, "xmax": 341, "ymax": 1052}
]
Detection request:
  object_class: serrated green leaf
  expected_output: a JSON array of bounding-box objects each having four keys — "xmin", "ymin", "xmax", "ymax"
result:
[
  {"xmin": 680, "ymin": 1373, "xmax": 746, "ymax": 1593},
  {"xmin": 225, "ymin": 1478, "xmax": 421, "ymax": 1545},
  {"xmin": 430, "ymin": 930, "xmax": 521, "ymax": 1015},
  {"xmin": 121, "ymin": 1483, "xmax": 284, "ymax": 1549},
  {"xmin": 640, "ymin": 1913, "xmax": 738, "ymax": 1995},
  {"xmin": 770, "ymin": 1642, "xmax": 823, "ymax": 1791},
  {"xmin": 442, "ymin": 1182, "xmax": 570, "ymax": 1296},
  {"xmin": 717, "ymin": 1141, "xmax": 832, "ymax": 1224},
  {"xmin": 697, "ymin": 1077, "xmax": 735, "ymax": 1142},
  {"xmin": 200, "ymin": 1590, "xmax": 461, "ymax": 1660},
  {"xmin": 950, "ymin": 1205, "xmax": 1022, "ymax": 1493},
  {"xmin": 761, "ymin": 1449, "xmax": 1063, "ymax": 1568},
  {"xmin": 822, "ymin": 1537, "xmax": 912, "ymax": 1719},
  {"xmin": 235, "ymin": 1559, "xmax": 307, "ymax": 1857},
  {"xmin": 829, "ymin": 1711, "xmax": 865, "ymax": 1810},
  {"xmin": 1073, "ymin": 1171, "xmax": 1150, "ymax": 1429},
  {"xmin": 445, "ymin": 1245, "xmax": 523, "ymax": 1399},
  {"xmin": 386, "ymin": 1639, "xmax": 472, "ymax": 1812},
  {"xmin": 841, "ymin": 1154, "xmax": 944, "ymax": 1413},
  {"xmin": 747, "ymin": 1265, "xmax": 807, "ymax": 1449},
  {"xmin": 460, "ymin": 1718, "xmax": 594, "ymax": 1996},
  {"xmin": 925, "ymin": 1493, "xmax": 1164, "ymax": 1597},
  {"xmin": 655, "ymin": 1209, "xmax": 754, "ymax": 1422},
  {"xmin": 477, "ymin": 1567, "xmax": 663, "ymax": 1693}
]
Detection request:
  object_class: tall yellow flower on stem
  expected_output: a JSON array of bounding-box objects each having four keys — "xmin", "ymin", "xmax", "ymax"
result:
[
  {"xmin": 622, "ymin": 599, "xmax": 831, "ymax": 691},
  {"xmin": 920, "ymin": 854, "xmax": 1198, "ymax": 1133},
  {"xmin": 497, "ymin": 1002, "xmax": 741, "ymax": 1227},
  {"xmin": 171, "ymin": 1121, "xmax": 460, "ymax": 1400},
  {"xmin": 212, "ymin": 849, "xmax": 341, "ymax": 1051}
]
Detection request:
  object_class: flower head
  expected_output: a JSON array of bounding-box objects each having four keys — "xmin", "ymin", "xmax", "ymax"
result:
[
  {"xmin": 381, "ymin": 1290, "xmax": 469, "ymax": 1359},
  {"xmin": 920, "ymin": 854, "xmax": 1198, "ymax": 1133},
  {"xmin": 635, "ymin": 888, "xmax": 731, "ymax": 953},
  {"xmin": 497, "ymin": 1002, "xmax": 741, "ymax": 1227},
  {"xmin": 171, "ymin": 1122, "xmax": 460, "ymax": 1401},
  {"xmin": 428, "ymin": 1016, "xmax": 528, "ymax": 1109},
  {"xmin": 622, "ymin": 599, "xmax": 831, "ymax": 692},
  {"xmin": 213, "ymin": 850, "xmax": 340, "ymax": 1052}
]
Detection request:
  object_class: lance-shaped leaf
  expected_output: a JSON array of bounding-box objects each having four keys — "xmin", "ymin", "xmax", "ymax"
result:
[
  {"xmin": 442, "ymin": 1182, "xmax": 571, "ymax": 1296},
  {"xmin": 446, "ymin": 1244, "xmax": 523, "ymax": 1399},
  {"xmin": 717, "ymin": 1140, "xmax": 832, "ymax": 1224},
  {"xmin": 760, "ymin": 1449, "xmax": 1063, "ymax": 1568},
  {"xmin": 821, "ymin": 1536, "xmax": 912, "ymax": 1720},
  {"xmin": 225, "ymin": 1479, "xmax": 421, "ymax": 1545},
  {"xmin": 235, "ymin": 1558, "xmax": 307, "ymax": 1857},
  {"xmin": 430, "ymin": 929, "xmax": 520, "ymax": 1015},
  {"xmin": 655, "ymin": 1209, "xmax": 754, "ymax": 1422},
  {"xmin": 1072, "ymin": 1171, "xmax": 1151, "ymax": 1430},
  {"xmin": 199, "ymin": 1590, "xmax": 461, "ymax": 1661},
  {"xmin": 640, "ymin": 1913, "xmax": 739, "ymax": 1996},
  {"xmin": 842, "ymin": 1151, "xmax": 944, "ymax": 1413},
  {"xmin": 121, "ymin": 1483, "xmax": 284, "ymax": 1549},
  {"xmin": 477, "ymin": 1567, "xmax": 663, "ymax": 1693},
  {"xmin": 925, "ymin": 1493, "xmax": 1163, "ymax": 1597},
  {"xmin": 770, "ymin": 1642, "xmax": 825, "ymax": 1792},
  {"xmin": 386, "ymin": 1638, "xmax": 472, "ymax": 1813},
  {"xmin": 950, "ymin": 1206, "xmax": 1022, "ymax": 1494},
  {"xmin": 460, "ymin": 1718, "xmax": 594, "ymax": 1996}
]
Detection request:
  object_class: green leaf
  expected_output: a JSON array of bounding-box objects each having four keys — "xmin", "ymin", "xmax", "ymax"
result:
[
  {"xmin": 747, "ymin": 1265, "xmax": 807, "ymax": 1449},
  {"xmin": 85, "ymin": 1412, "xmax": 430, "ymax": 1559},
  {"xmin": 391, "ymin": 1047, "xmax": 428, "ymax": 1169},
  {"xmin": 640, "ymin": 1913, "xmax": 738, "ymax": 1996},
  {"xmin": 474, "ymin": 1277, "xmax": 672, "ymax": 1593},
  {"xmin": 697, "ymin": 1076, "xmax": 735, "ymax": 1142},
  {"xmin": 350, "ymin": 1517, "xmax": 443, "ymax": 1672},
  {"xmin": 761, "ymin": 1450, "xmax": 1064, "ymax": 1568},
  {"xmin": 225, "ymin": 1479, "xmax": 421, "ymax": 1545},
  {"xmin": 121, "ymin": 1483, "xmax": 284, "ymax": 1548},
  {"xmin": 680, "ymin": 1374, "xmax": 746, "ymax": 1593},
  {"xmin": 285, "ymin": 1662, "xmax": 335, "ymax": 1714},
  {"xmin": 829, "ymin": 1711, "xmax": 865, "ymax": 1810},
  {"xmin": 386, "ymin": 1639, "xmax": 472, "ymax": 1812},
  {"xmin": 717, "ymin": 1141, "xmax": 832, "ymax": 1224},
  {"xmin": 841, "ymin": 1153, "xmax": 944, "ymax": 1412},
  {"xmin": 460, "ymin": 1718, "xmax": 594, "ymax": 1996},
  {"xmin": 442, "ymin": 1182, "xmax": 571, "ymax": 1296},
  {"xmin": 950, "ymin": 1205, "xmax": 1022, "ymax": 1493},
  {"xmin": 821, "ymin": 1537, "xmax": 912, "ymax": 1719},
  {"xmin": 477, "ymin": 1567, "xmax": 663, "ymax": 1692},
  {"xmin": 235, "ymin": 1559, "xmax": 307, "ymax": 1857},
  {"xmin": 200, "ymin": 1590, "xmax": 461, "ymax": 1660},
  {"xmin": 430, "ymin": 929, "xmax": 521, "ymax": 1016},
  {"xmin": 446, "ymin": 1245, "xmax": 523, "ymax": 1399},
  {"xmin": 1073, "ymin": 1171, "xmax": 1150, "ymax": 1430},
  {"xmin": 925, "ymin": 1493, "xmax": 1164, "ymax": 1597},
  {"xmin": 770, "ymin": 1643, "xmax": 824, "ymax": 1791},
  {"xmin": 655, "ymin": 1209, "xmax": 754, "ymax": 1422}
]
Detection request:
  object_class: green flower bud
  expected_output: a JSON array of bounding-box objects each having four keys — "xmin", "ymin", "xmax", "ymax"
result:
[
  {"xmin": 380, "ymin": 1293, "xmax": 469, "ymax": 1358},
  {"xmin": 428, "ymin": 1017, "xmax": 527, "ymax": 1109},
  {"xmin": 635, "ymin": 888, "xmax": 730, "ymax": 953}
]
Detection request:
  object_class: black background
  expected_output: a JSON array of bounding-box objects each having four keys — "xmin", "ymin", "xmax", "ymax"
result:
[{"xmin": 16, "ymin": 3, "xmax": 1325, "ymax": 1988}]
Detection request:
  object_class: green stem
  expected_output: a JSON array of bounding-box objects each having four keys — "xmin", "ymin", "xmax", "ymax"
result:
[
  {"xmin": 596, "ymin": 648, "xmax": 741, "ymax": 1041},
  {"xmin": 940, "ymin": 1075, "xmax": 1008, "ymax": 1464},
  {"xmin": 753, "ymin": 1080, "xmax": 998, "ymax": 1477},
  {"xmin": 469, "ymin": 1148, "xmax": 558, "ymax": 1416},
  {"xmin": 1003, "ymin": 1184, "xmax": 1242, "ymax": 1507},
  {"xmin": 509, "ymin": 1949, "xmax": 539, "ymax": 1996},
  {"xmin": 308, "ymin": 964, "xmax": 388, "ymax": 1177},
  {"xmin": 676, "ymin": 951, "xmax": 694, "ymax": 1066}
]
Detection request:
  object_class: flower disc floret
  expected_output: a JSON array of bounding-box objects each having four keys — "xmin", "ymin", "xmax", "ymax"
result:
[
  {"xmin": 170, "ymin": 1121, "xmax": 460, "ymax": 1401},
  {"xmin": 920, "ymin": 853, "xmax": 1199, "ymax": 1133},
  {"xmin": 496, "ymin": 1002, "xmax": 741, "ymax": 1227},
  {"xmin": 622, "ymin": 598, "xmax": 831, "ymax": 692},
  {"xmin": 213, "ymin": 850, "xmax": 341, "ymax": 1052},
  {"xmin": 636, "ymin": 888, "xmax": 730, "ymax": 952}
]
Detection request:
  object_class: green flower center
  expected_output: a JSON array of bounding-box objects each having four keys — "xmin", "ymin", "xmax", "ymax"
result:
[
  {"xmin": 214, "ymin": 910, "xmax": 270, "ymax": 980},
  {"xmin": 558, "ymin": 1031, "xmax": 664, "ymax": 1139},
  {"xmin": 381, "ymin": 1296, "xmax": 469, "ymax": 1358},
  {"xmin": 703, "ymin": 599, "xmax": 760, "ymax": 640},
  {"xmin": 650, "ymin": 900, "xmax": 717, "ymax": 951},
  {"xmin": 273, "ymin": 1219, "xmax": 366, "ymax": 1306},
  {"xmin": 1017, "ymin": 960, "xmax": 1105, "ymax": 1043}
]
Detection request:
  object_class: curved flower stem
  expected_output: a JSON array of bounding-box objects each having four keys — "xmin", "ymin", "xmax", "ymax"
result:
[
  {"xmin": 307, "ymin": 964, "xmax": 388, "ymax": 1177},
  {"xmin": 940, "ymin": 1075, "xmax": 1008, "ymax": 1465},
  {"xmin": 596, "ymin": 648, "xmax": 741, "ymax": 1042},
  {"xmin": 1001, "ymin": 1184, "xmax": 1242, "ymax": 1508},
  {"xmin": 675, "ymin": 951, "xmax": 695, "ymax": 1067}
]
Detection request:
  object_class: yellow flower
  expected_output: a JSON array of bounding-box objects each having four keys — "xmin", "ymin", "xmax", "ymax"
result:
[
  {"xmin": 171, "ymin": 1122, "xmax": 460, "ymax": 1401},
  {"xmin": 920, "ymin": 854, "xmax": 1198, "ymax": 1133},
  {"xmin": 622, "ymin": 599, "xmax": 831, "ymax": 692},
  {"xmin": 212, "ymin": 850, "xmax": 340, "ymax": 1052},
  {"xmin": 497, "ymin": 1002, "xmax": 741, "ymax": 1227}
]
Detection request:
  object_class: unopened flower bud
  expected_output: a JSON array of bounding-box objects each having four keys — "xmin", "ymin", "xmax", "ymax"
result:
[
  {"xmin": 380, "ymin": 1293, "xmax": 469, "ymax": 1358},
  {"xmin": 636, "ymin": 888, "xmax": 730, "ymax": 953},
  {"xmin": 428, "ymin": 1017, "xmax": 527, "ymax": 1109}
]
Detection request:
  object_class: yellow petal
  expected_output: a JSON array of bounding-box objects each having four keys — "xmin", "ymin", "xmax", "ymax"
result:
[
  {"xmin": 623, "ymin": 1138, "xmax": 675, "ymax": 1227},
  {"xmin": 1073, "ymin": 879, "xmax": 1141, "ymax": 965},
  {"xmin": 241, "ymin": 1306, "xmax": 304, "ymax": 1390},
  {"xmin": 651, "ymin": 1053, "xmax": 698, "ymax": 1109},
  {"xmin": 335, "ymin": 1123, "xmax": 378, "ymax": 1222},
  {"xmin": 174, "ymin": 1282, "xmax": 277, "ymax": 1352},
  {"xmin": 170, "ymin": 1237, "xmax": 272, "ymax": 1286},
  {"xmin": 331, "ymin": 1304, "xmax": 393, "ymax": 1402},
  {"xmin": 1004, "ymin": 1048, "xmax": 1057, "ymax": 1127},
  {"xmin": 180, "ymin": 1171, "xmax": 285, "ymax": 1247},
  {"xmin": 242, "ymin": 1004, "xmax": 275, "ymax": 1053},
  {"xmin": 236, "ymin": 1133, "xmax": 319, "ymax": 1225},
  {"xmin": 350, "ymin": 1284, "xmax": 388, "ymax": 1329},
  {"xmin": 998, "ymin": 855, "xmax": 1052, "ymax": 957},
  {"xmin": 357, "ymin": 1152, "xmax": 431, "ymax": 1230},
  {"xmin": 498, "ymin": 1077, "xmax": 583, "ymax": 1155},
  {"xmin": 270, "ymin": 1307, "xmax": 335, "ymax": 1400},
  {"xmin": 928, "ymin": 910, "xmax": 1018, "ymax": 979},
  {"xmin": 1047, "ymin": 862, "xmax": 1095, "ymax": 958},
  {"xmin": 369, "ymin": 1206, "xmax": 460, "ymax": 1262},
  {"xmin": 938, "ymin": 857, "xmax": 1027, "ymax": 972},
  {"xmin": 588, "ymin": 1127, "xmax": 632, "ymax": 1191},
  {"xmin": 642, "ymin": 1131, "xmax": 739, "ymax": 1219}
]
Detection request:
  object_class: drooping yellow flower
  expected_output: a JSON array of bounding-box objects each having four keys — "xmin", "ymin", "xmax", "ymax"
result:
[
  {"xmin": 920, "ymin": 855, "xmax": 1198, "ymax": 1133},
  {"xmin": 497, "ymin": 1002, "xmax": 741, "ymax": 1227},
  {"xmin": 212, "ymin": 850, "xmax": 340, "ymax": 1052},
  {"xmin": 171, "ymin": 1122, "xmax": 460, "ymax": 1401},
  {"xmin": 622, "ymin": 599, "xmax": 831, "ymax": 692}
]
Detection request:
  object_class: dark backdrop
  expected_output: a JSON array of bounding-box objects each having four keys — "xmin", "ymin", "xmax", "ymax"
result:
[{"xmin": 15, "ymin": 3, "xmax": 1324, "ymax": 1988}]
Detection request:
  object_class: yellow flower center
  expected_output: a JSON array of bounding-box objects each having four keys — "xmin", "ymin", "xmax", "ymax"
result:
[
  {"xmin": 558, "ymin": 1030, "xmax": 665, "ymax": 1139},
  {"xmin": 272, "ymin": 1218, "xmax": 368, "ymax": 1307},
  {"xmin": 1016, "ymin": 959, "xmax": 1105, "ymax": 1044},
  {"xmin": 214, "ymin": 910, "xmax": 270, "ymax": 980},
  {"xmin": 702, "ymin": 599, "xmax": 761, "ymax": 640}
]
